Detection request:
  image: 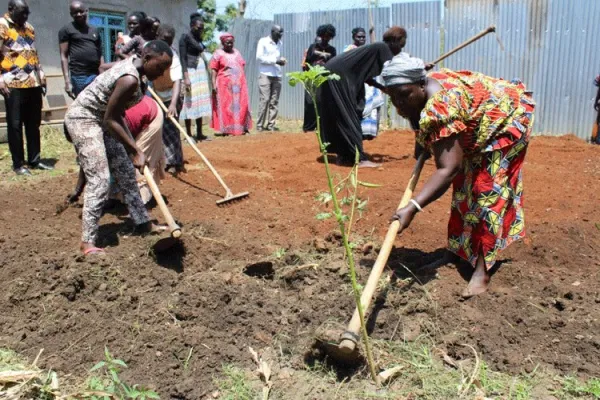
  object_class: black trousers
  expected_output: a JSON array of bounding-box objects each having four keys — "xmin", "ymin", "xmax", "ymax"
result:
[
  {"xmin": 5, "ymin": 87, "xmax": 43, "ymax": 169},
  {"xmin": 302, "ymin": 91, "xmax": 317, "ymax": 132}
]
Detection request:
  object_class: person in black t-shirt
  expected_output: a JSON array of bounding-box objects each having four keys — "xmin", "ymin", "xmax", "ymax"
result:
[
  {"xmin": 302, "ymin": 24, "xmax": 337, "ymax": 132},
  {"xmin": 58, "ymin": 1, "xmax": 103, "ymax": 99}
]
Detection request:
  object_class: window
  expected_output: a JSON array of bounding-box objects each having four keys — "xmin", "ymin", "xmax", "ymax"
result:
[{"xmin": 88, "ymin": 11, "xmax": 126, "ymax": 62}]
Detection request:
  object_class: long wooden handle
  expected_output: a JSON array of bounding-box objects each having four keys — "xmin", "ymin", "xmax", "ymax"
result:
[
  {"xmin": 143, "ymin": 166, "xmax": 182, "ymax": 238},
  {"xmin": 431, "ymin": 25, "xmax": 496, "ymax": 66},
  {"xmin": 339, "ymin": 154, "xmax": 427, "ymax": 351},
  {"xmin": 368, "ymin": 0, "xmax": 376, "ymax": 43},
  {"xmin": 146, "ymin": 87, "xmax": 234, "ymax": 196}
]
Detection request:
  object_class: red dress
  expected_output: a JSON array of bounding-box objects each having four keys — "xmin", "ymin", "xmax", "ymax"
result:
[
  {"xmin": 418, "ymin": 70, "xmax": 536, "ymax": 269},
  {"xmin": 209, "ymin": 49, "xmax": 252, "ymax": 135}
]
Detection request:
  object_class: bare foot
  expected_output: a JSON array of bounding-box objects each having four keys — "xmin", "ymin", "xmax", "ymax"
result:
[
  {"xmin": 358, "ymin": 160, "xmax": 382, "ymax": 168},
  {"xmin": 461, "ymin": 257, "xmax": 490, "ymax": 299}
]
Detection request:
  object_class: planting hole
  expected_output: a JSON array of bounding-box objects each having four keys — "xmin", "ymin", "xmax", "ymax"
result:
[{"xmin": 243, "ymin": 261, "xmax": 275, "ymax": 280}]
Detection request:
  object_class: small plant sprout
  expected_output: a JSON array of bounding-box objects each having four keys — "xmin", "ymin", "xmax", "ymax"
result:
[
  {"xmin": 272, "ymin": 247, "xmax": 287, "ymax": 259},
  {"xmin": 85, "ymin": 347, "xmax": 159, "ymax": 399},
  {"xmin": 288, "ymin": 65, "xmax": 380, "ymax": 385}
]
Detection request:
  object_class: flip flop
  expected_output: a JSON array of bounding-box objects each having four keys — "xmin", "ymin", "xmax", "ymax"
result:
[{"xmin": 83, "ymin": 247, "xmax": 106, "ymax": 256}]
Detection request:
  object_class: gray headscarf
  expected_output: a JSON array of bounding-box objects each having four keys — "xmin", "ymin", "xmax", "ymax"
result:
[{"xmin": 381, "ymin": 52, "xmax": 426, "ymax": 87}]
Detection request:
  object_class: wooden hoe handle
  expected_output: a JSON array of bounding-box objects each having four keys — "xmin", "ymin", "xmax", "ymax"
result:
[
  {"xmin": 339, "ymin": 154, "xmax": 427, "ymax": 352},
  {"xmin": 146, "ymin": 87, "xmax": 234, "ymax": 196},
  {"xmin": 431, "ymin": 25, "xmax": 496, "ymax": 66},
  {"xmin": 143, "ymin": 166, "xmax": 182, "ymax": 238}
]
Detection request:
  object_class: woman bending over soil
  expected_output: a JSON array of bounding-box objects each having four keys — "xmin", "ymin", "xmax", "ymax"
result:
[
  {"xmin": 64, "ymin": 40, "xmax": 173, "ymax": 256},
  {"xmin": 382, "ymin": 54, "xmax": 535, "ymax": 298}
]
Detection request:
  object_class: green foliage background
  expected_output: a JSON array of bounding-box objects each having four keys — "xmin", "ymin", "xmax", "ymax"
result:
[{"xmin": 197, "ymin": 0, "xmax": 239, "ymax": 51}]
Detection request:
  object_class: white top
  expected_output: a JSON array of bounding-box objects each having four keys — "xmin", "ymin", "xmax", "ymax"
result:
[{"xmin": 256, "ymin": 36, "xmax": 282, "ymax": 77}]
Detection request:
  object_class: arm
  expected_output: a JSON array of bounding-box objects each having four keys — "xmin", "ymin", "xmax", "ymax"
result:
[
  {"xmin": 99, "ymin": 61, "xmax": 117, "ymax": 73},
  {"xmin": 102, "ymin": 75, "xmax": 145, "ymax": 168},
  {"xmin": 98, "ymin": 35, "xmax": 105, "ymax": 71},
  {"xmin": 595, "ymin": 86, "xmax": 600, "ymax": 112},
  {"xmin": 59, "ymin": 42, "xmax": 74, "ymax": 99},
  {"xmin": 0, "ymin": 27, "xmax": 9, "ymax": 97},
  {"xmin": 211, "ymin": 68, "xmax": 217, "ymax": 94},
  {"xmin": 365, "ymin": 77, "xmax": 386, "ymax": 92},
  {"xmin": 392, "ymin": 135, "xmax": 464, "ymax": 232},
  {"xmin": 178, "ymin": 36, "xmax": 191, "ymax": 91},
  {"xmin": 168, "ymin": 79, "xmax": 181, "ymax": 117},
  {"xmin": 179, "ymin": 35, "xmax": 188, "ymax": 73},
  {"xmin": 118, "ymin": 36, "xmax": 138, "ymax": 59}
]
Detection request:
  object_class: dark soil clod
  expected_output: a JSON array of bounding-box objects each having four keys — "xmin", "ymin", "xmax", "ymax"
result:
[{"xmin": 243, "ymin": 261, "xmax": 275, "ymax": 279}]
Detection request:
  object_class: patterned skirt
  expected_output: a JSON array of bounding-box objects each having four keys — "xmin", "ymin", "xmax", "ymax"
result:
[
  {"xmin": 180, "ymin": 60, "xmax": 212, "ymax": 120},
  {"xmin": 448, "ymin": 135, "xmax": 529, "ymax": 270}
]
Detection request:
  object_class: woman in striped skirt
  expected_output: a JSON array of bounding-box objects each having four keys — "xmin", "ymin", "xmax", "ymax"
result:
[{"xmin": 179, "ymin": 12, "xmax": 212, "ymax": 142}]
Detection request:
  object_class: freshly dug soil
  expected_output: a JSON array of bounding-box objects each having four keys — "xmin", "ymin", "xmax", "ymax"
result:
[{"xmin": 0, "ymin": 130, "xmax": 599, "ymax": 398}]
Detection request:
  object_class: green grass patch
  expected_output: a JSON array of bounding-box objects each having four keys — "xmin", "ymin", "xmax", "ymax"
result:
[
  {"xmin": 214, "ymin": 364, "xmax": 261, "ymax": 400},
  {"xmin": 0, "ymin": 124, "xmax": 77, "ymax": 183},
  {"xmin": 557, "ymin": 376, "xmax": 600, "ymax": 399}
]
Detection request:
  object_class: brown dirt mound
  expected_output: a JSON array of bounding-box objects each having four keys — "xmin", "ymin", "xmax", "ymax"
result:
[{"xmin": 0, "ymin": 130, "xmax": 599, "ymax": 398}]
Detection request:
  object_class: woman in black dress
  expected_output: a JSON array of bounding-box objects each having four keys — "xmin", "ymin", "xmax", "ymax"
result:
[
  {"xmin": 302, "ymin": 24, "xmax": 337, "ymax": 132},
  {"xmin": 319, "ymin": 26, "xmax": 406, "ymax": 167}
]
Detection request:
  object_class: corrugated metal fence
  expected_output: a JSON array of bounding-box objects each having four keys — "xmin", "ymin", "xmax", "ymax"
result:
[{"xmin": 232, "ymin": 0, "xmax": 600, "ymax": 140}]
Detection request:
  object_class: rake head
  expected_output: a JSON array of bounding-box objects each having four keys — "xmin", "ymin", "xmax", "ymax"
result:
[{"xmin": 216, "ymin": 191, "xmax": 250, "ymax": 206}]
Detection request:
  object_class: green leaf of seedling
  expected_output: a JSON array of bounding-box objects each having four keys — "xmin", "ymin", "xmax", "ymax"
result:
[
  {"xmin": 112, "ymin": 359, "xmax": 127, "ymax": 368},
  {"xmin": 315, "ymin": 192, "xmax": 332, "ymax": 204},
  {"xmin": 90, "ymin": 361, "xmax": 106, "ymax": 372},
  {"xmin": 357, "ymin": 199, "xmax": 368, "ymax": 210},
  {"xmin": 316, "ymin": 212, "xmax": 332, "ymax": 220},
  {"xmin": 146, "ymin": 392, "xmax": 160, "ymax": 399},
  {"xmin": 358, "ymin": 181, "xmax": 382, "ymax": 188},
  {"xmin": 340, "ymin": 196, "xmax": 352, "ymax": 206}
]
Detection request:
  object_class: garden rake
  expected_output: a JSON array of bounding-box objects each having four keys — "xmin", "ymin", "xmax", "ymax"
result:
[{"xmin": 147, "ymin": 87, "xmax": 250, "ymax": 205}]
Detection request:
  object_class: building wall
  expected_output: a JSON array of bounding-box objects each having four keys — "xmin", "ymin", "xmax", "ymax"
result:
[
  {"xmin": 27, "ymin": 0, "xmax": 197, "ymax": 74},
  {"xmin": 0, "ymin": 0, "xmax": 196, "ymax": 141},
  {"xmin": 234, "ymin": 0, "xmax": 600, "ymax": 140}
]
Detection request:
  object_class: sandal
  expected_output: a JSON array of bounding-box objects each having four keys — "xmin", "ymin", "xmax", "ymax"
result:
[{"xmin": 83, "ymin": 247, "xmax": 106, "ymax": 256}]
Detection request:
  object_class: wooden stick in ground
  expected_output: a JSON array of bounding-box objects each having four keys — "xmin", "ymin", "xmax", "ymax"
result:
[
  {"xmin": 368, "ymin": 0, "xmax": 376, "ymax": 43},
  {"xmin": 431, "ymin": 25, "xmax": 496, "ymax": 66},
  {"xmin": 146, "ymin": 87, "xmax": 235, "ymax": 198},
  {"xmin": 143, "ymin": 166, "xmax": 182, "ymax": 238},
  {"xmin": 338, "ymin": 154, "xmax": 427, "ymax": 353}
]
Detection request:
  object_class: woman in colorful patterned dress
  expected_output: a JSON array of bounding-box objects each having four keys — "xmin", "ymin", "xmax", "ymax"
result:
[
  {"xmin": 382, "ymin": 55, "xmax": 535, "ymax": 298},
  {"xmin": 209, "ymin": 33, "xmax": 252, "ymax": 136}
]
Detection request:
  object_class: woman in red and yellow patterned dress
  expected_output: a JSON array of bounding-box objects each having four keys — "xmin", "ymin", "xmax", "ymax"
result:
[{"xmin": 381, "ymin": 54, "xmax": 535, "ymax": 298}]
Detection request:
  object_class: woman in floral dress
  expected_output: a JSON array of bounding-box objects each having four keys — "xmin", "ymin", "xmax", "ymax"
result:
[
  {"xmin": 209, "ymin": 33, "xmax": 252, "ymax": 136},
  {"xmin": 382, "ymin": 54, "xmax": 535, "ymax": 298}
]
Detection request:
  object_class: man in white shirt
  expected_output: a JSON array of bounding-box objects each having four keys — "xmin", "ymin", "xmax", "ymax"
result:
[{"xmin": 255, "ymin": 25, "xmax": 286, "ymax": 131}]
